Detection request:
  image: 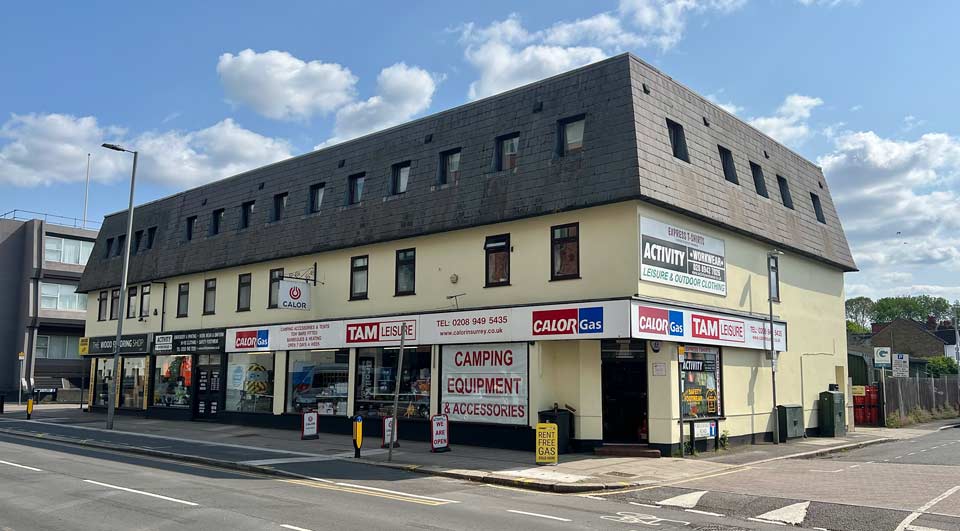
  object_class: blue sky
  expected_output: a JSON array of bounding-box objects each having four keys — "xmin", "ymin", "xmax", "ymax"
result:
[{"xmin": 2, "ymin": 1, "xmax": 958, "ymax": 301}]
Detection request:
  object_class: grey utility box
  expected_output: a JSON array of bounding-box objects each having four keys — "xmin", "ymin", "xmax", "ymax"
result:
[
  {"xmin": 777, "ymin": 404, "xmax": 805, "ymax": 439},
  {"xmin": 818, "ymin": 390, "xmax": 846, "ymax": 437}
]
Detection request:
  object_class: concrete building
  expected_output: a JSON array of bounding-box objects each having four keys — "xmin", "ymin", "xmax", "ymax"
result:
[
  {"xmin": 0, "ymin": 212, "xmax": 99, "ymax": 400},
  {"xmin": 78, "ymin": 54, "xmax": 856, "ymax": 454}
]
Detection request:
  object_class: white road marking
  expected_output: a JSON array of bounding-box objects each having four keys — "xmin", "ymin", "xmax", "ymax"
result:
[
  {"xmin": 581, "ymin": 495, "xmax": 605, "ymax": 500},
  {"xmin": 905, "ymin": 525, "xmax": 947, "ymax": 531},
  {"xmin": 849, "ymin": 464, "xmax": 860, "ymax": 468},
  {"xmin": 685, "ymin": 508, "xmax": 725, "ymax": 517},
  {"xmin": 334, "ymin": 482, "xmax": 459, "ymax": 504},
  {"xmin": 506, "ymin": 510, "xmax": 572, "ymax": 522},
  {"xmin": 809, "ymin": 468, "xmax": 845, "ymax": 473},
  {"xmin": 281, "ymin": 525, "xmax": 313, "ymax": 531},
  {"xmin": 755, "ymin": 501, "xmax": 810, "ymax": 525},
  {"xmin": 83, "ymin": 479, "xmax": 199, "ymax": 506},
  {"xmin": 239, "ymin": 456, "xmax": 336, "ymax": 466},
  {"xmin": 909, "ymin": 453, "xmax": 917, "ymax": 456},
  {"xmin": 0, "ymin": 460, "xmax": 43, "ymax": 472},
  {"xmin": 895, "ymin": 485, "xmax": 960, "ymax": 531},
  {"xmin": 749, "ymin": 517, "xmax": 787, "ymax": 526},
  {"xmin": 895, "ymin": 456, "xmax": 903, "ymax": 459},
  {"xmin": 629, "ymin": 501, "xmax": 662, "ymax": 508},
  {"xmin": 658, "ymin": 490, "xmax": 707, "ymax": 508}
]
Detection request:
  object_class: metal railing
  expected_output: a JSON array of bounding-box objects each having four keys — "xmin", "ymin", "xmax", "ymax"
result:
[{"xmin": 1, "ymin": 209, "xmax": 101, "ymax": 230}]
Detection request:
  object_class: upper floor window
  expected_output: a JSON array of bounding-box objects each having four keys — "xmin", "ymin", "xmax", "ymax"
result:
[
  {"xmin": 140, "ymin": 284, "xmax": 151, "ymax": 318},
  {"xmin": 348, "ymin": 173, "xmax": 365, "ymax": 205},
  {"xmin": 273, "ymin": 192, "xmax": 288, "ymax": 222},
  {"xmin": 496, "ymin": 133, "xmax": 520, "ymax": 173},
  {"xmin": 186, "ymin": 216, "xmax": 198, "ymax": 241},
  {"xmin": 268, "ymin": 268, "xmax": 284, "ymax": 308},
  {"xmin": 484, "ymin": 234, "xmax": 510, "ymax": 287},
  {"xmin": 718, "ymin": 145, "xmax": 738, "ymax": 184},
  {"xmin": 126, "ymin": 286, "xmax": 137, "ymax": 319},
  {"xmin": 40, "ymin": 282, "xmax": 86, "ymax": 311},
  {"xmin": 309, "ymin": 183, "xmax": 325, "ymax": 213},
  {"xmin": 395, "ymin": 249, "xmax": 416, "ymax": 296},
  {"xmin": 44, "ymin": 236, "xmax": 94, "ymax": 265},
  {"xmin": 551, "ymin": 223, "xmax": 580, "ymax": 280},
  {"xmin": 146, "ymin": 227, "xmax": 157, "ymax": 249},
  {"xmin": 237, "ymin": 273, "xmax": 252, "ymax": 311},
  {"xmin": 211, "ymin": 209, "xmax": 225, "ymax": 235},
  {"xmin": 104, "ymin": 237, "xmax": 114, "ymax": 258},
  {"xmin": 132, "ymin": 230, "xmax": 143, "ymax": 255},
  {"xmin": 750, "ymin": 162, "xmax": 769, "ymax": 198},
  {"xmin": 177, "ymin": 283, "xmax": 189, "ymax": 317},
  {"xmin": 439, "ymin": 149, "xmax": 461, "ymax": 185},
  {"xmin": 777, "ymin": 175, "xmax": 794, "ymax": 209},
  {"xmin": 98, "ymin": 290, "xmax": 108, "ymax": 321},
  {"xmin": 666, "ymin": 118, "xmax": 690, "ymax": 162},
  {"xmin": 810, "ymin": 192, "xmax": 826, "ymax": 224},
  {"xmin": 115, "ymin": 234, "xmax": 126, "ymax": 257},
  {"xmin": 350, "ymin": 256, "xmax": 369, "ymax": 300},
  {"xmin": 36, "ymin": 335, "xmax": 81, "ymax": 360},
  {"xmin": 241, "ymin": 201, "xmax": 255, "ymax": 229},
  {"xmin": 392, "ymin": 162, "xmax": 411, "ymax": 195},
  {"xmin": 559, "ymin": 116, "xmax": 585, "ymax": 155},
  {"xmin": 110, "ymin": 288, "xmax": 120, "ymax": 320},
  {"xmin": 203, "ymin": 279, "xmax": 217, "ymax": 315}
]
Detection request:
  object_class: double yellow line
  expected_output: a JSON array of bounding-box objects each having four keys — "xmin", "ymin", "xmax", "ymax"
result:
[{"xmin": 280, "ymin": 478, "xmax": 452, "ymax": 506}]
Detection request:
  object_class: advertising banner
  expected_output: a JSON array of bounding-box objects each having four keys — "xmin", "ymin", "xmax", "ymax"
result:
[
  {"xmin": 301, "ymin": 410, "xmax": 319, "ymax": 440},
  {"xmin": 632, "ymin": 301, "xmax": 786, "ymax": 351},
  {"xmin": 640, "ymin": 217, "xmax": 727, "ymax": 296},
  {"xmin": 431, "ymin": 414, "xmax": 450, "ymax": 452},
  {"xmin": 535, "ymin": 423, "xmax": 558, "ymax": 465},
  {"xmin": 276, "ymin": 321, "xmax": 343, "ymax": 350},
  {"xmin": 279, "ymin": 280, "xmax": 311, "ymax": 311},
  {"xmin": 441, "ymin": 343, "xmax": 528, "ymax": 426},
  {"xmin": 345, "ymin": 318, "xmax": 417, "ymax": 346},
  {"xmin": 226, "ymin": 327, "xmax": 272, "ymax": 352},
  {"xmin": 154, "ymin": 329, "xmax": 225, "ymax": 353},
  {"xmin": 84, "ymin": 334, "xmax": 150, "ymax": 355}
]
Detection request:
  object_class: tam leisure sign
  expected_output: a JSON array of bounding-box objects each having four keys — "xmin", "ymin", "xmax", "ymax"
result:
[{"xmin": 640, "ymin": 217, "xmax": 727, "ymax": 296}]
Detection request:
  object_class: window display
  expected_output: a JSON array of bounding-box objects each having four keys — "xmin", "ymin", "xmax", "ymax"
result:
[
  {"xmin": 153, "ymin": 355, "xmax": 193, "ymax": 408},
  {"xmin": 287, "ymin": 349, "xmax": 349, "ymax": 415},
  {"xmin": 93, "ymin": 357, "xmax": 114, "ymax": 406},
  {"xmin": 680, "ymin": 345, "xmax": 721, "ymax": 418},
  {"xmin": 226, "ymin": 352, "xmax": 275, "ymax": 413},
  {"xmin": 355, "ymin": 346, "xmax": 431, "ymax": 420},
  {"xmin": 119, "ymin": 357, "xmax": 147, "ymax": 409}
]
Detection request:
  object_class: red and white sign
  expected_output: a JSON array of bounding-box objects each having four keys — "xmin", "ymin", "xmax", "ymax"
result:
[
  {"xmin": 420, "ymin": 308, "xmax": 515, "ymax": 344},
  {"xmin": 276, "ymin": 321, "xmax": 341, "ymax": 350},
  {"xmin": 301, "ymin": 410, "xmax": 319, "ymax": 440},
  {"xmin": 631, "ymin": 301, "xmax": 786, "ymax": 351},
  {"xmin": 431, "ymin": 414, "xmax": 450, "ymax": 452},
  {"xmin": 279, "ymin": 279, "xmax": 311, "ymax": 310},
  {"xmin": 440, "ymin": 343, "xmax": 528, "ymax": 426},
  {"xmin": 690, "ymin": 314, "xmax": 745, "ymax": 343},
  {"xmin": 346, "ymin": 319, "xmax": 416, "ymax": 344}
]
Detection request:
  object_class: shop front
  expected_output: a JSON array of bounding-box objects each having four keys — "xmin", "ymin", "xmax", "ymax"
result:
[
  {"xmin": 82, "ymin": 334, "xmax": 151, "ymax": 412},
  {"xmin": 151, "ymin": 328, "xmax": 226, "ymax": 420}
]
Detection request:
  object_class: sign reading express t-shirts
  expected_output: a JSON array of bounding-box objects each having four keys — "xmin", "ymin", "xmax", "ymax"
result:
[
  {"xmin": 640, "ymin": 216, "xmax": 726, "ymax": 296},
  {"xmin": 441, "ymin": 343, "xmax": 528, "ymax": 426}
]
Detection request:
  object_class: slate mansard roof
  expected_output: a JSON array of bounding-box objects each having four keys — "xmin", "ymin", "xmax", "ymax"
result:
[{"xmin": 78, "ymin": 54, "xmax": 856, "ymax": 292}]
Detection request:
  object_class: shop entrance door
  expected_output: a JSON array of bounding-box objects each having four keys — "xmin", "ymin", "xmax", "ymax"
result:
[
  {"xmin": 195, "ymin": 354, "xmax": 223, "ymax": 420},
  {"xmin": 601, "ymin": 340, "xmax": 648, "ymax": 443}
]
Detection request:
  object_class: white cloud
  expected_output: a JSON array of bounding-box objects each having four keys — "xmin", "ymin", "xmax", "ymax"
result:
[
  {"xmin": 705, "ymin": 92, "xmax": 743, "ymax": 115},
  {"xmin": 217, "ymin": 49, "xmax": 357, "ymax": 121},
  {"xmin": 318, "ymin": 63, "xmax": 438, "ymax": 148},
  {"xmin": 796, "ymin": 0, "xmax": 860, "ymax": 6},
  {"xmin": 0, "ymin": 113, "xmax": 291, "ymax": 189},
  {"xmin": 619, "ymin": 0, "xmax": 747, "ymax": 51},
  {"xmin": 902, "ymin": 115, "xmax": 926, "ymax": 132},
  {"xmin": 748, "ymin": 94, "xmax": 823, "ymax": 146},
  {"xmin": 849, "ymin": 104, "xmax": 863, "ymax": 112}
]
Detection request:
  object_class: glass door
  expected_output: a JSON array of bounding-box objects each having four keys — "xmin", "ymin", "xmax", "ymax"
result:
[{"xmin": 195, "ymin": 354, "xmax": 223, "ymax": 419}]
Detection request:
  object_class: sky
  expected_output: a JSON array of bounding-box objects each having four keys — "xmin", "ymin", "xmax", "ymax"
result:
[{"xmin": 2, "ymin": 1, "xmax": 958, "ymax": 302}]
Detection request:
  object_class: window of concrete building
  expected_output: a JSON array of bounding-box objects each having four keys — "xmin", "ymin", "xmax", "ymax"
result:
[
  {"xmin": 559, "ymin": 116, "xmax": 585, "ymax": 155},
  {"xmin": 666, "ymin": 118, "xmax": 690, "ymax": 162},
  {"xmin": 718, "ymin": 145, "xmax": 738, "ymax": 184},
  {"xmin": 496, "ymin": 133, "xmax": 520, "ymax": 173},
  {"xmin": 355, "ymin": 346, "xmax": 431, "ymax": 420},
  {"xmin": 110, "ymin": 288, "xmax": 120, "ymax": 319},
  {"xmin": 395, "ymin": 248, "xmax": 416, "ymax": 296},
  {"xmin": 273, "ymin": 192, "xmax": 288, "ymax": 222},
  {"xmin": 115, "ymin": 234, "xmax": 126, "ymax": 257},
  {"xmin": 153, "ymin": 354, "xmax": 192, "ymax": 408},
  {"xmin": 98, "ymin": 290, "xmax": 108, "ymax": 321},
  {"xmin": 186, "ymin": 216, "xmax": 197, "ymax": 241},
  {"xmin": 777, "ymin": 175, "xmax": 794, "ymax": 209},
  {"xmin": 40, "ymin": 282, "xmax": 86, "ymax": 311},
  {"xmin": 287, "ymin": 349, "xmax": 349, "ymax": 415},
  {"xmin": 484, "ymin": 234, "xmax": 510, "ymax": 287},
  {"xmin": 140, "ymin": 284, "xmax": 151, "ymax": 318},
  {"xmin": 810, "ymin": 192, "xmax": 826, "ymax": 224},
  {"xmin": 268, "ymin": 268, "xmax": 283, "ymax": 308},
  {"xmin": 146, "ymin": 227, "xmax": 157, "ymax": 249},
  {"xmin": 126, "ymin": 286, "xmax": 137, "ymax": 319},
  {"xmin": 348, "ymin": 173, "xmax": 365, "ymax": 205},
  {"xmin": 750, "ymin": 162, "xmax": 769, "ymax": 198},
  {"xmin": 551, "ymin": 223, "xmax": 580, "ymax": 280},
  {"xmin": 203, "ymin": 279, "xmax": 216, "ymax": 315},
  {"xmin": 237, "ymin": 273, "xmax": 251, "ymax": 311},
  {"xmin": 309, "ymin": 183, "xmax": 325, "ymax": 213},
  {"xmin": 392, "ymin": 162, "xmax": 411, "ymax": 195},
  {"xmin": 225, "ymin": 352, "xmax": 275, "ymax": 413},
  {"xmin": 241, "ymin": 201, "xmax": 255, "ymax": 229},
  {"xmin": 44, "ymin": 236, "xmax": 94, "ymax": 265},
  {"xmin": 211, "ymin": 209, "xmax": 224, "ymax": 235},
  {"xmin": 350, "ymin": 256, "xmax": 368, "ymax": 300},
  {"xmin": 36, "ymin": 335, "xmax": 81, "ymax": 359},
  {"xmin": 438, "ymin": 149, "xmax": 461, "ymax": 185},
  {"xmin": 177, "ymin": 283, "xmax": 189, "ymax": 318}
]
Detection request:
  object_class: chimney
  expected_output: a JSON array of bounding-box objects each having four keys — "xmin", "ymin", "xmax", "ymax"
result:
[
  {"xmin": 871, "ymin": 322, "xmax": 888, "ymax": 334},
  {"xmin": 927, "ymin": 316, "xmax": 937, "ymax": 330}
]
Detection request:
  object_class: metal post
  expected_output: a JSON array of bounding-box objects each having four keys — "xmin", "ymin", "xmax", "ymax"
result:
[
  {"xmin": 880, "ymin": 367, "xmax": 887, "ymax": 424},
  {"xmin": 387, "ymin": 325, "xmax": 406, "ymax": 462},
  {"xmin": 915, "ymin": 372, "xmax": 920, "ymax": 412},
  {"xmin": 82, "ymin": 153, "xmax": 91, "ymax": 228},
  {"xmin": 105, "ymin": 151, "xmax": 138, "ymax": 430},
  {"xmin": 678, "ymin": 346, "xmax": 685, "ymax": 457},
  {"xmin": 18, "ymin": 358, "xmax": 24, "ymax": 406},
  {"xmin": 768, "ymin": 253, "xmax": 780, "ymax": 445}
]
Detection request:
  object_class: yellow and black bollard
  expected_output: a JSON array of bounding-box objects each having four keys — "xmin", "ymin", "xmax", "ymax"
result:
[
  {"xmin": 26, "ymin": 397, "xmax": 34, "ymax": 420},
  {"xmin": 352, "ymin": 415, "xmax": 363, "ymax": 458}
]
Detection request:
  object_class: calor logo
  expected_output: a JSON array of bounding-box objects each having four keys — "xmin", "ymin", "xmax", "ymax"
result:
[
  {"xmin": 531, "ymin": 307, "xmax": 603, "ymax": 335},
  {"xmin": 289, "ymin": 286, "xmax": 301, "ymax": 300},
  {"xmin": 636, "ymin": 306, "xmax": 684, "ymax": 336},
  {"xmin": 235, "ymin": 329, "xmax": 270, "ymax": 349}
]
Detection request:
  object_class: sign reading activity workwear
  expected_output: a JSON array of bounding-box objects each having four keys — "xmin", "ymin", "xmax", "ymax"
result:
[
  {"xmin": 640, "ymin": 217, "xmax": 727, "ymax": 296},
  {"xmin": 535, "ymin": 422, "xmax": 558, "ymax": 465},
  {"xmin": 441, "ymin": 343, "xmax": 528, "ymax": 425},
  {"xmin": 633, "ymin": 302, "xmax": 786, "ymax": 351},
  {"xmin": 279, "ymin": 280, "xmax": 311, "ymax": 310}
]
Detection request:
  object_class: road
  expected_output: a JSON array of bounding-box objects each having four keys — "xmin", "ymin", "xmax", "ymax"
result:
[{"xmin": 0, "ymin": 432, "xmax": 786, "ymax": 531}]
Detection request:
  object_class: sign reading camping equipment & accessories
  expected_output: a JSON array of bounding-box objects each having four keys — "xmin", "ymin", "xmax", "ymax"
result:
[
  {"xmin": 440, "ymin": 343, "xmax": 528, "ymax": 426},
  {"xmin": 640, "ymin": 216, "xmax": 727, "ymax": 296}
]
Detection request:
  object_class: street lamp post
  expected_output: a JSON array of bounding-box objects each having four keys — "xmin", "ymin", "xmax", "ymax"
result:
[
  {"xmin": 768, "ymin": 250, "xmax": 784, "ymax": 444},
  {"xmin": 101, "ymin": 143, "xmax": 138, "ymax": 431}
]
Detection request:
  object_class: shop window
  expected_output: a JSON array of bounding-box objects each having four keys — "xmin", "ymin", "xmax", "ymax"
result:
[
  {"xmin": 153, "ymin": 354, "xmax": 193, "ymax": 408},
  {"xmin": 350, "ymin": 256, "xmax": 368, "ymax": 300},
  {"xmin": 287, "ymin": 349, "xmax": 349, "ymax": 415},
  {"xmin": 550, "ymin": 223, "xmax": 579, "ymax": 280},
  {"xmin": 119, "ymin": 357, "xmax": 147, "ymax": 409},
  {"xmin": 110, "ymin": 289, "xmax": 120, "ymax": 320},
  {"xmin": 225, "ymin": 352, "xmax": 275, "ymax": 413},
  {"xmin": 126, "ymin": 286, "xmax": 137, "ymax": 318},
  {"xmin": 177, "ymin": 283, "xmax": 189, "ymax": 318},
  {"xmin": 558, "ymin": 115, "xmax": 585, "ymax": 155},
  {"xmin": 98, "ymin": 290, "xmax": 108, "ymax": 321},
  {"xmin": 680, "ymin": 345, "xmax": 721, "ymax": 418},
  {"xmin": 237, "ymin": 273, "xmax": 252, "ymax": 311},
  {"xmin": 496, "ymin": 133, "xmax": 519, "ymax": 173},
  {"xmin": 93, "ymin": 357, "xmax": 115, "ymax": 407},
  {"xmin": 354, "ymin": 346, "xmax": 432, "ymax": 420},
  {"xmin": 395, "ymin": 248, "xmax": 415, "ymax": 296},
  {"xmin": 484, "ymin": 234, "xmax": 510, "ymax": 287},
  {"xmin": 438, "ymin": 148, "xmax": 461, "ymax": 184},
  {"xmin": 268, "ymin": 268, "xmax": 283, "ymax": 308},
  {"xmin": 203, "ymin": 279, "xmax": 217, "ymax": 315},
  {"xmin": 666, "ymin": 118, "xmax": 690, "ymax": 162},
  {"xmin": 140, "ymin": 284, "xmax": 151, "ymax": 318},
  {"xmin": 391, "ymin": 162, "xmax": 411, "ymax": 195},
  {"xmin": 241, "ymin": 201, "xmax": 255, "ymax": 229},
  {"xmin": 309, "ymin": 183, "xmax": 325, "ymax": 213}
]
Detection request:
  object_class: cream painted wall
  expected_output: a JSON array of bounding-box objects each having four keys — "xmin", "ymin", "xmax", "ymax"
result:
[{"xmin": 536, "ymin": 340, "xmax": 603, "ymax": 439}]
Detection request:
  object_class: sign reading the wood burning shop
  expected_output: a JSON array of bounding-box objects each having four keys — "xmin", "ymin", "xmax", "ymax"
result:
[
  {"xmin": 640, "ymin": 216, "xmax": 726, "ymax": 296},
  {"xmin": 441, "ymin": 343, "xmax": 528, "ymax": 426}
]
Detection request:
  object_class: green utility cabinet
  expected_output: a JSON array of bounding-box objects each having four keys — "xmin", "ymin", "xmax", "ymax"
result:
[
  {"xmin": 777, "ymin": 404, "xmax": 805, "ymax": 439},
  {"xmin": 818, "ymin": 390, "xmax": 846, "ymax": 437}
]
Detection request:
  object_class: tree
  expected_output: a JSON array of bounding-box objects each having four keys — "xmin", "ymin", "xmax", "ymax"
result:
[
  {"xmin": 846, "ymin": 320, "xmax": 869, "ymax": 334},
  {"xmin": 871, "ymin": 296, "xmax": 925, "ymax": 322},
  {"xmin": 915, "ymin": 295, "xmax": 952, "ymax": 323},
  {"xmin": 845, "ymin": 297, "xmax": 874, "ymax": 328},
  {"xmin": 925, "ymin": 356, "xmax": 959, "ymax": 377}
]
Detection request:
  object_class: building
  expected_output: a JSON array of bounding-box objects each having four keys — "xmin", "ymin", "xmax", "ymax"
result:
[
  {"xmin": 0, "ymin": 211, "xmax": 99, "ymax": 400},
  {"xmin": 77, "ymin": 54, "xmax": 856, "ymax": 454}
]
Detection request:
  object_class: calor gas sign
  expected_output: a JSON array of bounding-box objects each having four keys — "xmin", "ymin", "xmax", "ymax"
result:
[{"xmin": 531, "ymin": 307, "xmax": 603, "ymax": 336}]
